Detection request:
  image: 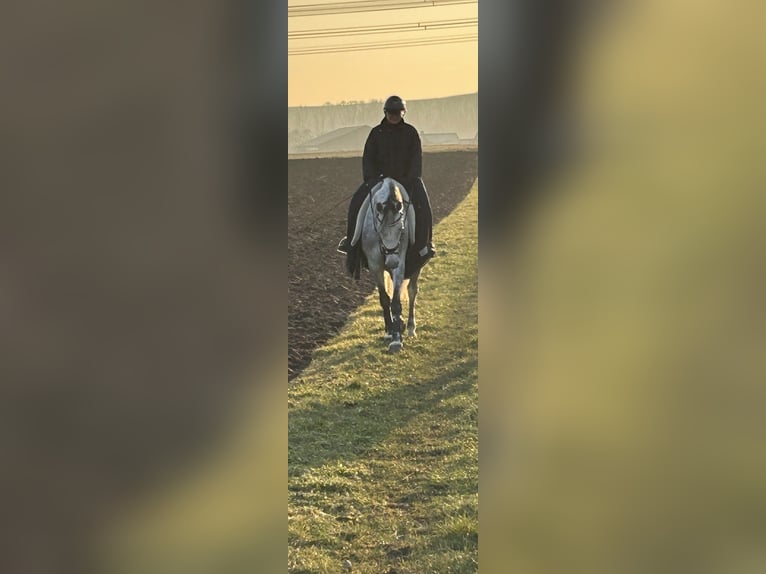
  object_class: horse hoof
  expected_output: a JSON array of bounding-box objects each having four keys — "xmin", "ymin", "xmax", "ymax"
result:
[
  {"xmin": 407, "ymin": 328, "xmax": 417, "ymax": 338},
  {"xmin": 388, "ymin": 340, "xmax": 402, "ymax": 353}
]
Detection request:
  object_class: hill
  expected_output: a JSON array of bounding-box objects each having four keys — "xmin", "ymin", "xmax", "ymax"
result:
[{"xmin": 288, "ymin": 93, "xmax": 478, "ymax": 152}]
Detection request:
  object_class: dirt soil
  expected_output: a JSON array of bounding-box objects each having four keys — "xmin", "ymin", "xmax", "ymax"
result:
[{"xmin": 288, "ymin": 149, "xmax": 478, "ymax": 381}]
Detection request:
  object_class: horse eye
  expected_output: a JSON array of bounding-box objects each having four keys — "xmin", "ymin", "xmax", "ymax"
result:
[
  {"xmin": 394, "ymin": 202, "xmax": 402, "ymax": 211},
  {"xmin": 376, "ymin": 203, "xmax": 384, "ymax": 212}
]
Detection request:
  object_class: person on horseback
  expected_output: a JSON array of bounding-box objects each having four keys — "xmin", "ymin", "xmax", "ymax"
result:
[{"xmin": 337, "ymin": 95, "xmax": 435, "ymax": 275}]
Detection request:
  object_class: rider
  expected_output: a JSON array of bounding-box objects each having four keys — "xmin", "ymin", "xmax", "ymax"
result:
[{"xmin": 337, "ymin": 95, "xmax": 435, "ymax": 275}]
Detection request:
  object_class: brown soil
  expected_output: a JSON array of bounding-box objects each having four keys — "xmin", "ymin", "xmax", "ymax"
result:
[{"xmin": 288, "ymin": 149, "xmax": 478, "ymax": 380}]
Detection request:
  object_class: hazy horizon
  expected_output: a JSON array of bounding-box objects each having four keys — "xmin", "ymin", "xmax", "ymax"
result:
[{"xmin": 287, "ymin": 89, "xmax": 478, "ymax": 109}]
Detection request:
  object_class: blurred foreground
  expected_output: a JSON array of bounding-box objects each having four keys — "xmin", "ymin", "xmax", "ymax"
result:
[
  {"xmin": 1, "ymin": 2, "xmax": 285, "ymax": 572},
  {"xmin": 481, "ymin": 1, "xmax": 766, "ymax": 572}
]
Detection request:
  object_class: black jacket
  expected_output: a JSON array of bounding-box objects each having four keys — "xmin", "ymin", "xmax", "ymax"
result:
[{"xmin": 362, "ymin": 118, "xmax": 422, "ymax": 184}]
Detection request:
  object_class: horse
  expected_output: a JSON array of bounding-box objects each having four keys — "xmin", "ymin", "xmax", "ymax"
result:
[{"xmin": 350, "ymin": 177, "xmax": 421, "ymax": 352}]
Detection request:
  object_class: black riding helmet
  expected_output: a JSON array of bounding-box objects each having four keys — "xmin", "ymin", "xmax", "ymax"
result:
[{"xmin": 383, "ymin": 95, "xmax": 406, "ymax": 112}]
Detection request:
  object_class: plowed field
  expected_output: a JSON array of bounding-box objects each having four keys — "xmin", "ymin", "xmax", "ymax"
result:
[{"xmin": 288, "ymin": 149, "xmax": 478, "ymax": 380}]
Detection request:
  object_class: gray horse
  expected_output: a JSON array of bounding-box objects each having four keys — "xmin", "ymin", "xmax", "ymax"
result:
[{"xmin": 350, "ymin": 177, "xmax": 420, "ymax": 352}]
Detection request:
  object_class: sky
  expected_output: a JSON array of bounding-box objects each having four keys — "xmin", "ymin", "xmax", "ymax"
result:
[{"xmin": 288, "ymin": 0, "xmax": 478, "ymax": 107}]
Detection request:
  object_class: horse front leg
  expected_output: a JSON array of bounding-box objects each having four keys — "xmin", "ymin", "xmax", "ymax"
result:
[
  {"xmin": 376, "ymin": 277, "xmax": 393, "ymax": 341},
  {"xmin": 388, "ymin": 269, "xmax": 405, "ymax": 353},
  {"xmin": 406, "ymin": 270, "xmax": 420, "ymax": 337}
]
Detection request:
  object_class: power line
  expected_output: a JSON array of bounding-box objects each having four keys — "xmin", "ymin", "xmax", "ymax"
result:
[
  {"xmin": 288, "ymin": 33, "xmax": 477, "ymax": 55},
  {"xmin": 289, "ymin": 18, "xmax": 476, "ymax": 39},
  {"xmin": 289, "ymin": 0, "xmax": 477, "ymax": 17}
]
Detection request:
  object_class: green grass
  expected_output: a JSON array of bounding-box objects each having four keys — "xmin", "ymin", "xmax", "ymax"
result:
[{"xmin": 288, "ymin": 180, "xmax": 479, "ymax": 574}]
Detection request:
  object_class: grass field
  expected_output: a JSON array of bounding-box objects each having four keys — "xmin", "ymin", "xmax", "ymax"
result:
[{"xmin": 288, "ymin": 180, "xmax": 479, "ymax": 573}]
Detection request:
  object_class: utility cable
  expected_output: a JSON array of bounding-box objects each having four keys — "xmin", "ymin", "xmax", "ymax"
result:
[
  {"xmin": 290, "ymin": 18, "xmax": 476, "ymax": 39},
  {"xmin": 289, "ymin": 33, "xmax": 476, "ymax": 55},
  {"xmin": 289, "ymin": 0, "xmax": 476, "ymax": 17}
]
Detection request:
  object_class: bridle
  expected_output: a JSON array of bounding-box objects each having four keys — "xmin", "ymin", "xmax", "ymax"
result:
[{"xmin": 370, "ymin": 186, "xmax": 409, "ymax": 259}]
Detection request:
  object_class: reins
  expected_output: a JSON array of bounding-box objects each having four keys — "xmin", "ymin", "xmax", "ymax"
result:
[{"xmin": 291, "ymin": 189, "xmax": 356, "ymax": 235}]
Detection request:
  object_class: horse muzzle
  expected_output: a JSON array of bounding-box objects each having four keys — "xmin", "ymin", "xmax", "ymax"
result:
[{"xmin": 384, "ymin": 253, "xmax": 401, "ymax": 270}]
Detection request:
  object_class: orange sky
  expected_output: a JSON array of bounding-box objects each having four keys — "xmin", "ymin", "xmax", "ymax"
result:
[{"xmin": 288, "ymin": 1, "xmax": 477, "ymax": 107}]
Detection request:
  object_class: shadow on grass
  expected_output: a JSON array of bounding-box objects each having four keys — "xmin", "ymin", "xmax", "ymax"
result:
[{"xmin": 288, "ymin": 352, "xmax": 477, "ymax": 476}]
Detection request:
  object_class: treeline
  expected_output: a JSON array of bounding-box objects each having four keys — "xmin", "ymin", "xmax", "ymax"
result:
[{"xmin": 288, "ymin": 93, "xmax": 478, "ymax": 148}]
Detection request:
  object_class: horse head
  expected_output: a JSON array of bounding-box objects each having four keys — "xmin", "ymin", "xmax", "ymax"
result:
[
  {"xmin": 372, "ymin": 179, "xmax": 404, "ymax": 222},
  {"xmin": 350, "ymin": 179, "xmax": 415, "ymax": 256},
  {"xmin": 371, "ymin": 179, "xmax": 413, "ymax": 270}
]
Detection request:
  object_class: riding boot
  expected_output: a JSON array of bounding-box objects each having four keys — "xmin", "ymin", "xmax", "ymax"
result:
[{"xmin": 409, "ymin": 178, "xmax": 435, "ymax": 265}]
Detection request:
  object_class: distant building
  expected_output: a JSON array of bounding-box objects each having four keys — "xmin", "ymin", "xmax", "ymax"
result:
[
  {"xmin": 420, "ymin": 132, "xmax": 460, "ymax": 145},
  {"xmin": 294, "ymin": 125, "xmax": 371, "ymax": 154},
  {"xmin": 458, "ymin": 130, "xmax": 478, "ymax": 145}
]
